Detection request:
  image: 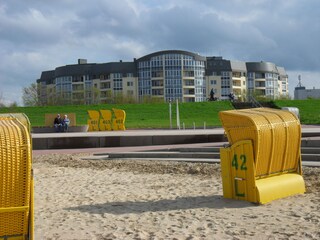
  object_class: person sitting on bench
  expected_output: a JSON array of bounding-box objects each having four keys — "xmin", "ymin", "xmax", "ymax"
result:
[
  {"xmin": 54, "ymin": 114, "xmax": 63, "ymax": 132},
  {"xmin": 63, "ymin": 114, "xmax": 70, "ymax": 132}
]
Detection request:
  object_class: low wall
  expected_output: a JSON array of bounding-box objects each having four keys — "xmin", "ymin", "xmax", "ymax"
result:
[{"xmin": 32, "ymin": 125, "xmax": 89, "ymax": 133}]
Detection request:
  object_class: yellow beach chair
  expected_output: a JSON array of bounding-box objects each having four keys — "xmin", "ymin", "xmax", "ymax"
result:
[
  {"xmin": 0, "ymin": 114, "xmax": 34, "ymax": 240},
  {"xmin": 219, "ymin": 108, "xmax": 305, "ymax": 204},
  {"xmin": 112, "ymin": 108, "xmax": 126, "ymax": 131},
  {"xmin": 99, "ymin": 110, "xmax": 112, "ymax": 131},
  {"xmin": 87, "ymin": 110, "xmax": 100, "ymax": 131}
]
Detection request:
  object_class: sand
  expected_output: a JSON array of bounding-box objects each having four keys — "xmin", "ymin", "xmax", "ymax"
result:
[{"xmin": 33, "ymin": 153, "xmax": 320, "ymax": 240}]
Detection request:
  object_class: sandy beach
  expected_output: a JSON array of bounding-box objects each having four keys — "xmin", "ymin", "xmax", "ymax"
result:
[{"xmin": 33, "ymin": 153, "xmax": 320, "ymax": 240}]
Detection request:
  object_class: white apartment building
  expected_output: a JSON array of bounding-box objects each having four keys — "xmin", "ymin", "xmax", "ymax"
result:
[{"xmin": 37, "ymin": 50, "xmax": 289, "ymax": 105}]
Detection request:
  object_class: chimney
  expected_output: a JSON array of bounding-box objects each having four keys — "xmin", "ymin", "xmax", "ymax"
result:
[{"xmin": 78, "ymin": 59, "xmax": 87, "ymax": 64}]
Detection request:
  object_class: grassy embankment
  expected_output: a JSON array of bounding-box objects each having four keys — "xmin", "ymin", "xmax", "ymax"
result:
[
  {"xmin": 0, "ymin": 101, "xmax": 234, "ymax": 129},
  {"xmin": 0, "ymin": 99, "xmax": 319, "ymax": 128},
  {"xmin": 274, "ymin": 99, "xmax": 320, "ymax": 125}
]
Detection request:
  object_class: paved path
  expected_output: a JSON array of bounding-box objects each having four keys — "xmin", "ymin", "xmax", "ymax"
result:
[
  {"xmin": 32, "ymin": 128, "xmax": 227, "ymax": 150},
  {"xmin": 32, "ymin": 128, "xmax": 225, "ymax": 138},
  {"xmin": 32, "ymin": 125, "xmax": 320, "ymax": 138},
  {"xmin": 33, "ymin": 142, "xmax": 224, "ymax": 155},
  {"xmin": 32, "ymin": 126, "xmax": 320, "ymax": 167},
  {"xmin": 33, "ymin": 125, "xmax": 320, "ymax": 157}
]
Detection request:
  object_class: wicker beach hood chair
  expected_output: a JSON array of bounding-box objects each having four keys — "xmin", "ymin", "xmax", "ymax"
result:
[{"xmin": 0, "ymin": 113, "xmax": 34, "ymax": 240}]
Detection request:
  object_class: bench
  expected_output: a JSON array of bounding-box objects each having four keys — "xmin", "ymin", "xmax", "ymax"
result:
[
  {"xmin": 45, "ymin": 113, "xmax": 77, "ymax": 127},
  {"xmin": 31, "ymin": 113, "xmax": 88, "ymax": 133}
]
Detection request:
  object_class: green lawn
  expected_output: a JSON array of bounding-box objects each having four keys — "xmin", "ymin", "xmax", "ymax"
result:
[
  {"xmin": 274, "ymin": 99, "xmax": 320, "ymax": 124},
  {"xmin": 0, "ymin": 101, "xmax": 234, "ymax": 129},
  {"xmin": 1, "ymin": 99, "xmax": 319, "ymax": 128}
]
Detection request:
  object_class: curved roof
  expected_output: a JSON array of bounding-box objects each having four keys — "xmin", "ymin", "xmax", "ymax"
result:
[
  {"xmin": 276, "ymin": 66, "xmax": 287, "ymax": 76},
  {"xmin": 137, "ymin": 50, "xmax": 206, "ymax": 62},
  {"xmin": 55, "ymin": 63, "xmax": 97, "ymax": 77},
  {"xmin": 230, "ymin": 61, "xmax": 247, "ymax": 71},
  {"xmin": 206, "ymin": 57, "xmax": 232, "ymax": 72},
  {"xmin": 53, "ymin": 62, "xmax": 136, "ymax": 78},
  {"xmin": 246, "ymin": 62, "xmax": 278, "ymax": 73},
  {"xmin": 39, "ymin": 70, "xmax": 55, "ymax": 81}
]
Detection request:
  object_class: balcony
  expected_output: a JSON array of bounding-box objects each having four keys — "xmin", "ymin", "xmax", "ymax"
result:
[
  {"xmin": 183, "ymin": 89, "xmax": 195, "ymax": 95},
  {"xmin": 255, "ymin": 83, "xmax": 266, "ymax": 89},
  {"xmin": 72, "ymin": 93, "xmax": 85, "ymax": 99},
  {"xmin": 72, "ymin": 85, "xmax": 85, "ymax": 92},
  {"xmin": 100, "ymin": 84, "xmax": 111, "ymax": 90},
  {"xmin": 151, "ymin": 80, "xmax": 164, "ymax": 88},
  {"xmin": 183, "ymin": 79, "xmax": 195, "ymax": 88},
  {"xmin": 183, "ymin": 96, "xmax": 195, "ymax": 102},
  {"xmin": 183, "ymin": 71, "xmax": 194, "ymax": 78},
  {"xmin": 232, "ymin": 80, "xmax": 242, "ymax": 89},
  {"xmin": 152, "ymin": 89, "xmax": 164, "ymax": 96},
  {"xmin": 151, "ymin": 71, "xmax": 164, "ymax": 78}
]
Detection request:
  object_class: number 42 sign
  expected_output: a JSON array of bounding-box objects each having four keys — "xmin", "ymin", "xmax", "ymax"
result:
[{"xmin": 232, "ymin": 154, "xmax": 247, "ymax": 197}]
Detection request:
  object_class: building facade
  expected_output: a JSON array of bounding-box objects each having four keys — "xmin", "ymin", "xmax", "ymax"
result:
[
  {"xmin": 37, "ymin": 50, "xmax": 289, "ymax": 105},
  {"xmin": 136, "ymin": 51, "xmax": 207, "ymax": 103},
  {"xmin": 294, "ymin": 86, "xmax": 320, "ymax": 99}
]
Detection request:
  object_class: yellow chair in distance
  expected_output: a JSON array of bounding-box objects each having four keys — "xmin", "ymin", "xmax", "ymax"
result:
[
  {"xmin": 99, "ymin": 110, "xmax": 112, "ymax": 131},
  {"xmin": 219, "ymin": 108, "xmax": 305, "ymax": 204},
  {"xmin": 112, "ymin": 108, "xmax": 126, "ymax": 131},
  {"xmin": 0, "ymin": 114, "xmax": 34, "ymax": 239},
  {"xmin": 87, "ymin": 110, "xmax": 100, "ymax": 131}
]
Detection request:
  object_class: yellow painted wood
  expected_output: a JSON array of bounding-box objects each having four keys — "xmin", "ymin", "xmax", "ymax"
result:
[
  {"xmin": 219, "ymin": 108, "xmax": 305, "ymax": 204},
  {"xmin": 99, "ymin": 110, "xmax": 112, "ymax": 131},
  {"xmin": 87, "ymin": 110, "xmax": 100, "ymax": 131},
  {"xmin": 112, "ymin": 108, "xmax": 126, "ymax": 131},
  {"xmin": 256, "ymin": 174, "xmax": 305, "ymax": 204},
  {"xmin": 0, "ymin": 114, "xmax": 33, "ymax": 239},
  {"xmin": 220, "ymin": 140, "xmax": 257, "ymax": 202}
]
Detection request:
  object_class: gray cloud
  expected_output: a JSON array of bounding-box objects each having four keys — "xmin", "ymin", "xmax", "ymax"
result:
[{"xmin": 0, "ymin": 0, "xmax": 319, "ymax": 105}]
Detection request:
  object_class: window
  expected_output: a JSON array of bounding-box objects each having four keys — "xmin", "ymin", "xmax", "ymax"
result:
[
  {"xmin": 222, "ymin": 71, "xmax": 230, "ymax": 77},
  {"xmin": 248, "ymin": 79, "xmax": 254, "ymax": 88},
  {"xmin": 152, "ymin": 71, "xmax": 163, "ymax": 77},
  {"xmin": 255, "ymin": 72, "xmax": 265, "ymax": 79},
  {"xmin": 232, "ymin": 72, "xmax": 241, "ymax": 78},
  {"xmin": 152, "ymin": 89, "xmax": 164, "ymax": 95},
  {"xmin": 101, "ymin": 82, "xmax": 110, "ymax": 89},
  {"xmin": 255, "ymin": 82, "xmax": 265, "ymax": 88},
  {"xmin": 127, "ymin": 81, "xmax": 134, "ymax": 87},
  {"xmin": 210, "ymin": 80, "xmax": 217, "ymax": 85},
  {"xmin": 113, "ymin": 79, "xmax": 123, "ymax": 90}
]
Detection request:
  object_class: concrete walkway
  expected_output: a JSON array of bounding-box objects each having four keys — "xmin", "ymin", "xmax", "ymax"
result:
[
  {"xmin": 32, "ymin": 142, "xmax": 223, "ymax": 155},
  {"xmin": 32, "ymin": 126, "xmax": 320, "ymax": 167},
  {"xmin": 32, "ymin": 128, "xmax": 227, "ymax": 150},
  {"xmin": 32, "ymin": 126, "xmax": 320, "ymax": 150}
]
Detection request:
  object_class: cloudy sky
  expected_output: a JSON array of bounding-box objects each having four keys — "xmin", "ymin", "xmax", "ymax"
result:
[{"xmin": 0, "ymin": 0, "xmax": 319, "ymax": 105}]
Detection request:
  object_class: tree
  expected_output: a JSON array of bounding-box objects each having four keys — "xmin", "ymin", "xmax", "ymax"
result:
[
  {"xmin": 22, "ymin": 83, "xmax": 39, "ymax": 106},
  {"xmin": 0, "ymin": 92, "xmax": 5, "ymax": 107},
  {"xmin": 8, "ymin": 102, "xmax": 18, "ymax": 107}
]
